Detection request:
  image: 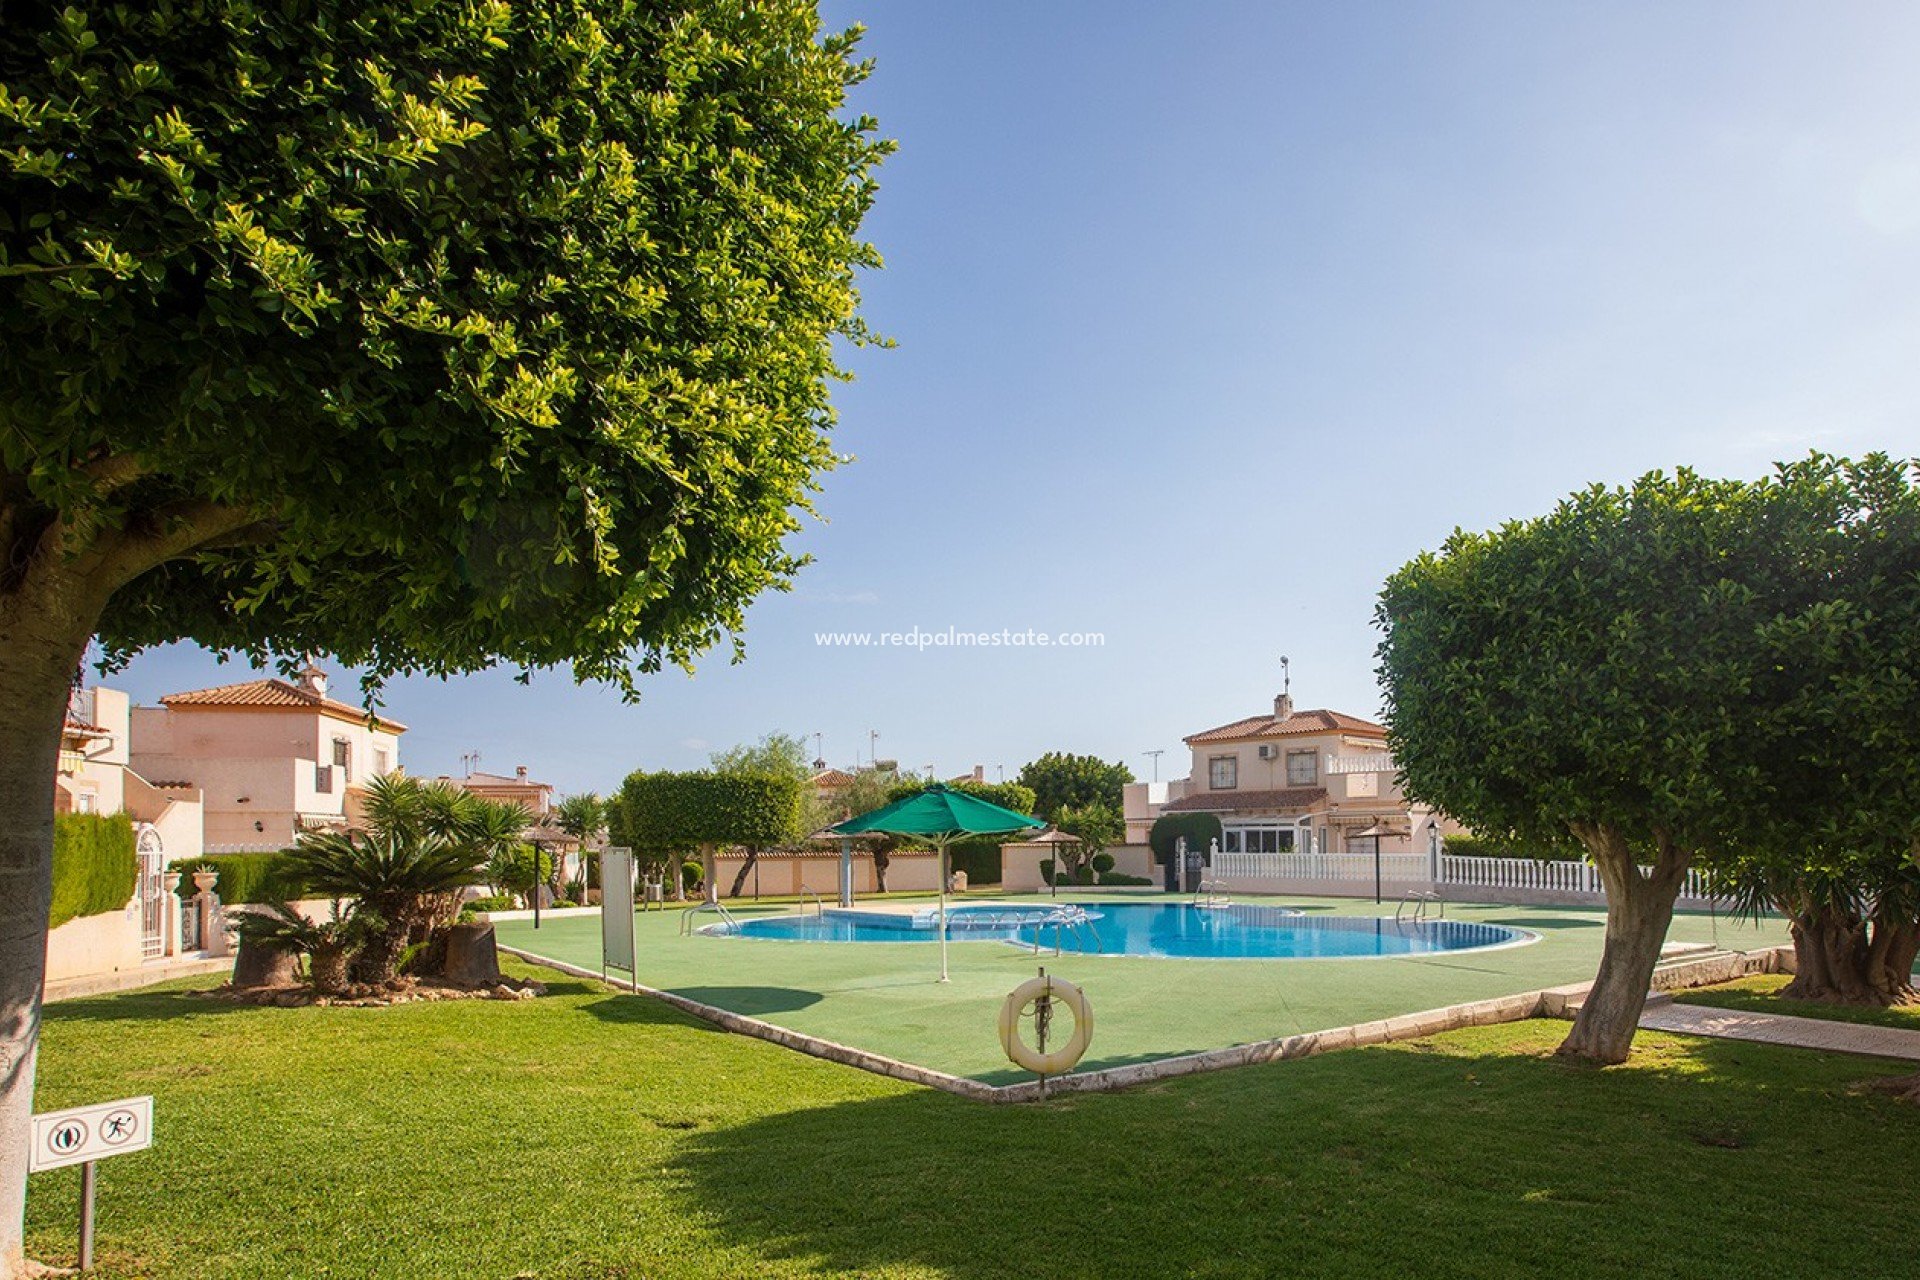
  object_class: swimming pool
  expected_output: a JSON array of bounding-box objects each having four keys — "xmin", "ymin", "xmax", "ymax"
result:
[{"xmin": 701, "ymin": 901, "xmax": 1533, "ymax": 960}]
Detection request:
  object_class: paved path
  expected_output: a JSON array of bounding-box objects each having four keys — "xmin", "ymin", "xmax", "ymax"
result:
[{"xmin": 1640, "ymin": 1002, "xmax": 1920, "ymax": 1062}]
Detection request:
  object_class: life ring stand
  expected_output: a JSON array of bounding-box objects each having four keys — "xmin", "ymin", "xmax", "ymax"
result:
[{"xmin": 998, "ymin": 973, "xmax": 1093, "ymax": 1076}]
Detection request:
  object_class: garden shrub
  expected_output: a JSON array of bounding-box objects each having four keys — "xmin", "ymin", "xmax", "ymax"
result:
[
  {"xmin": 948, "ymin": 840, "xmax": 1002, "ymax": 885},
  {"xmin": 1038, "ymin": 858, "xmax": 1054, "ymax": 884},
  {"xmin": 1090, "ymin": 852, "xmax": 1116, "ymax": 874},
  {"xmin": 171, "ymin": 851, "xmax": 300, "ymax": 905},
  {"xmin": 681, "ymin": 860, "xmax": 703, "ymax": 891},
  {"xmin": 1149, "ymin": 813, "xmax": 1223, "ymax": 865},
  {"xmin": 50, "ymin": 812, "xmax": 138, "ymax": 928},
  {"xmin": 1442, "ymin": 833, "xmax": 1578, "ymax": 861},
  {"xmin": 1098, "ymin": 872, "xmax": 1153, "ymax": 886},
  {"xmin": 1071, "ymin": 864, "xmax": 1095, "ymax": 885},
  {"xmin": 461, "ymin": 893, "xmax": 517, "ymax": 915}
]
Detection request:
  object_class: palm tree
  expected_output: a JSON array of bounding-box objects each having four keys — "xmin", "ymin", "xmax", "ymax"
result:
[
  {"xmin": 288, "ymin": 830, "xmax": 488, "ymax": 983},
  {"xmin": 229, "ymin": 901, "xmax": 384, "ymax": 996},
  {"xmin": 554, "ymin": 792, "xmax": 605, "ymax": 898}
]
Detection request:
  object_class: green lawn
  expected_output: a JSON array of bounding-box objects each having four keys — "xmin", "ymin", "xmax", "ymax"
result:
[
  {"xmin": 1674, "ymin": 973, "xmax": 1920, "ymax": 1031},
  {"xmin": 25, "ymin": 961, "xmax": 1917, "ymax": 1279},
  {"xmin": 495, "ymin": 892, "xmax": 1788, "ymax": 1083}
]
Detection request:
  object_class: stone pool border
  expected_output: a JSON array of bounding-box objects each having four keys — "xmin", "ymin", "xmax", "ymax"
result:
[{"xmin": 500, "ymin": 942, "xmax": 1793, "ymax": 1105}]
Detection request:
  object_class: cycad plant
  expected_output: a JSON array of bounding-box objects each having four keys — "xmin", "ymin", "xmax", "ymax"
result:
[
  {"xmin": 289, "ymin": 830, "xmax": 488, "ymax": 983},
  {"xmin": 229, "ymin": 901, "xmax": 385, "ymax": 996}
]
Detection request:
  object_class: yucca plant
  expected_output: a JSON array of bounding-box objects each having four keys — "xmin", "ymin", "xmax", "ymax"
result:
[
  {"xmin": 229, "ymin": 901, "xmax": 385, "ymax": 996},
  {"xmin": 287, "ymin": 830, "xmax": 488, "ymax": 984}
]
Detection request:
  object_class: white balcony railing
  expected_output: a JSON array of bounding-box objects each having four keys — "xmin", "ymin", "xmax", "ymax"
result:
[{"xmin": 1324, "ymin": 752, "xmax": 1394, "ymax": 775}]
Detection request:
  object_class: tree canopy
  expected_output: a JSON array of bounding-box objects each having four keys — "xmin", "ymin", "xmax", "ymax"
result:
[
  {"xmin": 1376, "ymin": 459, "xmax": 1889, "ymax": 1061},
  {"xmin": 2, "ymin": 0, "xmax": 890, "ymax": 691},
  {"xmin": 1016, "ymin": 752, "xmax": 1133, "ymax": 821}
]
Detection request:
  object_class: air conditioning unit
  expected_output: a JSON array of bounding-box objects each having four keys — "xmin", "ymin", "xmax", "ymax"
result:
[{"xmin": 1256, "ymin": 744, "xmax": 1279, "ymax": 760}]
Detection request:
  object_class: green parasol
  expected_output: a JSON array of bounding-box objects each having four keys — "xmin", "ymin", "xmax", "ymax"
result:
[{"xmin": 830, "ymin": 782, "xmax": 1044, "ymax": 981}]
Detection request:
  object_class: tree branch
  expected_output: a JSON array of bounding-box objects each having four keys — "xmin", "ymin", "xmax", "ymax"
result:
[{"xmin": 87, "ymin": 499, "xmax": 269, "ymax": 591}]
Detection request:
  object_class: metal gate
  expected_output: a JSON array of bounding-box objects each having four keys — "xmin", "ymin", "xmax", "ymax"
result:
[{"xmin": 136, "ymin": 824, "xmax": 166, "ymax": 959}]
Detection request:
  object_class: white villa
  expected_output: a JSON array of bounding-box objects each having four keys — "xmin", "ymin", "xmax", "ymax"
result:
[{"xmin": 1126, "ymin": 691, "xmax": 1449, "ymax": 858}]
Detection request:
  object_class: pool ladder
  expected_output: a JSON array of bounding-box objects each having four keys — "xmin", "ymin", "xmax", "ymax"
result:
[
  {"xmin": 679, "ymin": 898, "xmax": 743, "ymax": 935},
  {"xmin": 802, "ymin": 889, "xmax": 827, "ymax": 918},
  {"xmin": 1193, "ymin": 879, "xmax": 1234, "ymax": 910},
  {"xmin": 1025, "ymin": 905, "xmax": 1102, "ymax": 955},
  {"xmin": 1395, "ymin": 891, "xmax": 1445, "ymax": 924}
]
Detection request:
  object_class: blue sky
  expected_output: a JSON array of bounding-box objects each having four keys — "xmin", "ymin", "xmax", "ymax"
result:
[{"xmin": 112, "ymin": 1, "xmax": 1920, "ymax": 796}]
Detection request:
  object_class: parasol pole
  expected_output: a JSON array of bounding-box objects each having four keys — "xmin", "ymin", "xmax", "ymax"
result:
[{"xmin": 937, "ymin": 833, "xmax": 951, "ymax": 982}]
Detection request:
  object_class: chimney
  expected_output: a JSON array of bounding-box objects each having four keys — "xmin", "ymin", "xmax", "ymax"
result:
[
  {"xmin": 972, "ymin": 764, "xmax": 986, "ymax": 783},
  {"xmin": 515, "ymin": 764, "xmax": 528, "ymax": 779},
  {"xmin": 298, "ymin": 662, "xmax": 328, "ymax": 697},
  {"xmin": 1273, "ymin": 693, "xmax": 1293, "ymax": 720}
]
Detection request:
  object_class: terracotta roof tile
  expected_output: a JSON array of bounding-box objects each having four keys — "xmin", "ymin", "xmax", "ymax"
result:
[
  {"xmin": 1160, "ymin": 786, "xmax": 1329, "ymax": 814},
  {"xmin": 464, "ymin": 771, "xmax": 550, "ymax": 789},
  {"xmin": 61, "ymin": 716, "xmax": 111, "ymax": 739},
  {"xmin": 811, "ymin": 769, "xmax": 856, "ymax": 788},
  {"xmin": 1184, "ymin": 708, "xmax": 1384, "ymax": 744},
  {"xmin": 160, "ymin": 678, "xmax": 406, "ymax": 731}
]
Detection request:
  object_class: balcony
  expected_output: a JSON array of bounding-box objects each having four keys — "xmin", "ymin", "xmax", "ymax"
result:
[{"xmin": 1325, "ymin": 752, "xmax": 1394, "ymax": 775}]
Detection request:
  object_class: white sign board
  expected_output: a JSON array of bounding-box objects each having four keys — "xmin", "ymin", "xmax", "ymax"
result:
[
  {"xmin": 29, "ymin": 1096, "xmax": 152, "ymax": 1173},
  {"xmin": 600, "ymin": 847, "xmax": 636, "ymax": 979}
]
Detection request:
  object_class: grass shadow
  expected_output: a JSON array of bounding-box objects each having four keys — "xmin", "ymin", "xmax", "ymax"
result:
[
  {"xmin": 664, "ymin": 986, "xmax": 825, "ymax": 1016},
  {"xmin": 666, "ymin": 1021, "xmax": 1918, "ymax": 1280},
  {"xmin": 1490, "ymin": 916, "xmax": 1604, "ymax": 930},
  {"xmin": 42, "ymin": 987, "xmax": 257, "ymax": 1024}
]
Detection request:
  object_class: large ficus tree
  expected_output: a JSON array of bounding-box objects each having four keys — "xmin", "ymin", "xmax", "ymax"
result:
[
  {"xmin": 1376, "ymin": 462, "xmax": 1868, "ymax": 1063},
  {"xmin": 0, "ymin": 3, "xmax": 885, "ymax": 1271},
  {"xmin": 1711, "ymin": 456, "xmax": 1920, "ymax": 1007}
]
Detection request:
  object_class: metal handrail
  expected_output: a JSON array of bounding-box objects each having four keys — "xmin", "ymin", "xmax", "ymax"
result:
[
  {"xmin": 802, "ymin": 889, "xmax": 827, "ymax": 918},
  {"xmin": 1395, "ymin": 890, "xmax": 1446, "ymax": 924},
  {"xmin": 679, "ymin": 898, "xmax": 741, "ymax": 935}
]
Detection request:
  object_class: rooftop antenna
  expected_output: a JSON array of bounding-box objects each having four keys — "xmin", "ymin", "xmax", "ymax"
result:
[
  {"xmin": 1281, "ymin": 654, "xmax": 1290, "ymax": 697},
  {"xmin": 1145, "ymin": 749, "xmax": 1164, "ymax": 782},
  {"xmin": 996, "ymin": 764, "xmax": 1005, "ymax": 783},
  {"xmin": 811, "ymin": 731, "xmax": 825, "ymax": 772},
  {"xmin": 461, "ymin": 750, "xmax": 481, "ymax": 777},
  {"xmin": 868, "ymin": 728, "xmax": 880, "ymax": 768}
]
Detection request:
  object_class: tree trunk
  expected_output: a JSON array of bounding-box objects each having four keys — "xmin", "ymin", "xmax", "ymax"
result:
[
  {"xmin": 872, "ymin": 848, "xmax": 890, "ymax": 894},
  {"xmin": 1558, "ymin": 824, "xmax": 1691, "ymax": 1064},
  {"xmin": 1783, "ymin": 906, "xmax": 1875, "ymax": 1003},
  {"xmin": 232, "ymin": 936, "xmax": 301, "ymax": 989},
  {"xmin": 728, "ymin": 847, "xmax": 758, "ymax": 899},
  {"xmin": 310, "ymin": 942, "xmax": 352, "ymax": 996},
  {"xmin": 440, "ymin": 922, "xmax": 501, "ymax": 986},
  {"xmin": 0, "ymin": 592, "xmax": 98, "ymax": 1280},
  {"xmin": 701, "ymin": 843, "xmax": 717, "ymax": 905}
]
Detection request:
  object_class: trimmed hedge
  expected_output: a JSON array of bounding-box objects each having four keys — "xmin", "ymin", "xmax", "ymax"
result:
[
  {"xmin": 612, "ymin": 770, "xmax": 804, "ymax": 853},
  {"xmin": 1098, "ymin": 871, "xmax": 1153, "ymax": 886},
  {"xmin": 171, "ymin": 851, "xmax": 301, "ymax": 905},
  {"xmin": 1442, "ymin": 833, "xmax": 1578, "ymax": 862},
  {"xmin": 50, "ymin": 812, "xmax": 138, "ymax": 928},
  {"xmin": 1148, "ymin": 812, "xmax": 1223, "ymax": 865},
  {"xmin": 947, "ymin": 840, "xmax": 1002, "ymax": 886}
]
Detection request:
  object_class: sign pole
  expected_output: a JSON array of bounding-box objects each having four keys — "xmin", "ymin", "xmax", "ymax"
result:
[{"xmin": 79, "ymin": 1160, "xmax": 96, "ymax": 1271}]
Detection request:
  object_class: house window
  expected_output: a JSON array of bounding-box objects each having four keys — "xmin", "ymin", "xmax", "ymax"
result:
[
  {"xmin": 1224, "ymin": 826, "xmax": 1296, "ymax": 854},
  {"xmin": 315, "ymin": 764, "xmax": 334, "ymax": 795},
  {"xmin": 1286, "ymin": 750, "xmax": 1317, "ymax": 787},
  {"xmin": 75, "ymin": 791, "xmax": 97, "ymax": 814},
  {"xmin": 373, "ymin": 749, "xmax": 390, "ymax": 776},
  {"xmin": 1208, "ymin": 755, "xmax": 1238, "ymax": 790},
  {"xmin": 332, "ymin": 737, "xmax": 352, "ymax": 783}
]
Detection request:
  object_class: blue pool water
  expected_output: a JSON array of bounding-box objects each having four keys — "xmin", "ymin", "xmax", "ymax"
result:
[{"xmin": 703, "ymin": 901, "xmax": 1531, "ymax": 959}]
